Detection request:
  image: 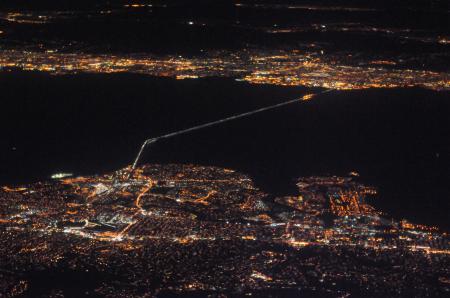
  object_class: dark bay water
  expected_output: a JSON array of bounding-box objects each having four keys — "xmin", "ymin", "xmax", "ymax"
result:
[{"xmin": 1, "ymin": 72, "xmax": 449, "ymax": 230}]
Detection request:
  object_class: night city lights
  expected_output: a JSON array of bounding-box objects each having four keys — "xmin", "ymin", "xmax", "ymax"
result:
[{"xmin": 1, "ymin": 0, "xmax": 449, "ymax": 297}]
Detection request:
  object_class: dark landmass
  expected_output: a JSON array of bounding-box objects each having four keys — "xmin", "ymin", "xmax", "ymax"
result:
[
  {"xmin": 1, "ymin": 0, "xmax": 448, "ymax": 10},
  {"xmin": 0, "ymin": 0, "xmax": 448, "ymax": 71}
]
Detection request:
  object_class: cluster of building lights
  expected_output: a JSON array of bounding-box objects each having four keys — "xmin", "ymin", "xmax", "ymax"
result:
[{"xmin": 0, "ymin": 50, "xmax": 448, "ymax": 90}]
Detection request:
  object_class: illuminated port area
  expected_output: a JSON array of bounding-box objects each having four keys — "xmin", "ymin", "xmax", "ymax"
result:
[
  {"xmin": 0, "ymin": 50, "xmax": 448, "ymax": 91},
  {"xmin": 0, "ymin": 164, "xmax": 449, "ymax": 296}
]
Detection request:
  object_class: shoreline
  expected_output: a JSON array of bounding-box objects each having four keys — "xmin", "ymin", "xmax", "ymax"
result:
[{"xmin": 1, "ymin": 72, "xmax": 449, "ymax": 230}]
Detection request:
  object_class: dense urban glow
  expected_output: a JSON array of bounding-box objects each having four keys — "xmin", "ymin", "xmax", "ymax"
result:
[
  {"xmin": 0, "ymin": 50, "xmax": 448, "ymax": 90},
  {"xmin": 0, "ymin": 164, "xmax": 448, "ymax": 295}
]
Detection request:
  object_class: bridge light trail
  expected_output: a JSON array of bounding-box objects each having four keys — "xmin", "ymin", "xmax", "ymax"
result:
[{"xmin": 130, "ymin": 89, "xmax": 333, "ymax": 172}]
